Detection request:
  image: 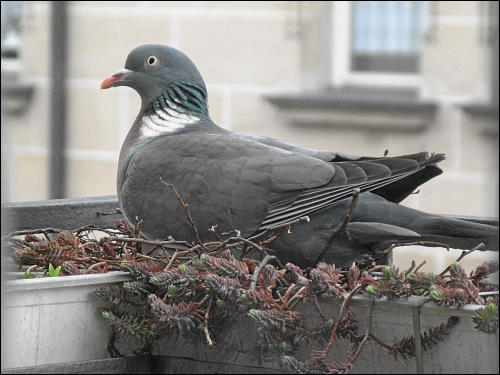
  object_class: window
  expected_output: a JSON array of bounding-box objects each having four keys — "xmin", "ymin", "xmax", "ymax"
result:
[
  {"xmin": 1, "ymin": 1, "xmax": 23, "ymax": 59},
  {"xmin": 331, "ymin": 1, "xmax": 429, "ymax": 87}
]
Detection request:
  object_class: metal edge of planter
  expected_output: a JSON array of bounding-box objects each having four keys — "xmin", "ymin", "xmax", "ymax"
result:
[
  {"xmin": 2, "ymin": 196, "xmax": 497, "ymax": 232},
  {"xmin": 1, "ymin": 195, "xmax": 122, "ymax": 231}
]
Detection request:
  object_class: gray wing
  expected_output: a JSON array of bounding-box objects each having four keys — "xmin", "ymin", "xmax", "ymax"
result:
[
  {"xmin": 259, "ymin": 153, "xmax": 445, "ymax": 230},
  {"xmin": 234, "ymin": 132, "xmax": 444, "ymax": 205},
  {"xmin": 234, "ymin": 132, "xmax": 361, "ymax": 162}
]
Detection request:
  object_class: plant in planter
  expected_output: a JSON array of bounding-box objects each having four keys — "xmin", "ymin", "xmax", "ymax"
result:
[{"xmin": 92, "ymin": 247, "xmax": 498, "ymax": 373}]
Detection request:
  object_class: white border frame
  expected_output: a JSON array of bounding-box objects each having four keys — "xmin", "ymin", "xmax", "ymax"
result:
[{"xmin": 330, "ymin": 1, "xmax": 421, "ymax": 88}]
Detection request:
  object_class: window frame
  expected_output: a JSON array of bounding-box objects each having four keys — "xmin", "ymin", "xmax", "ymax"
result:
[{"xmin": 330, "ymin": 1, "xmax": 423, "ymax": 88}]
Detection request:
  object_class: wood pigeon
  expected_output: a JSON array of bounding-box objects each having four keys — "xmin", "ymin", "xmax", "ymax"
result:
[{"xmin": 101, "ymin": 44, "xmax": 498, "ymax": 267}]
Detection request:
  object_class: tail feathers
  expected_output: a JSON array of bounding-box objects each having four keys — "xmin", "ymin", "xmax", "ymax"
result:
[
  {"xmin": 410, "ymin": 215, "xmax": 499, "ymax": 251},
  {"xmin": 347, "ymin": 217, "xmax": 499, "ymax": 252},
  {"xmin": 408, "ymin": 234, "xmax": 498, "ymax": 252},
  {"xmin": 422, "ymin": 152, "xmax": 446, "ymax": 166}
]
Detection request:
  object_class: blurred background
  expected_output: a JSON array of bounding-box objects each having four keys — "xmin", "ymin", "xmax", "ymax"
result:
[{"xmin": 1, "ymin": 1, "xmax": 498, "ymax": 271}]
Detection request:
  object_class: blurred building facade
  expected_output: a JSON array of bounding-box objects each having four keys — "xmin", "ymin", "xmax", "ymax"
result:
[{"xmin": 2, "ymin": 1, "xmax": 499, "ymax": 220}]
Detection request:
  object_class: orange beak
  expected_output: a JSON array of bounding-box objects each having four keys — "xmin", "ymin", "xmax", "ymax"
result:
[{"xmin": 100, "ymin": 69, "xmax": 131, "ymax": 89}]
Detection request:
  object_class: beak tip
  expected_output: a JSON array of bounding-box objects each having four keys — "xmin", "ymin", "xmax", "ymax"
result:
[
  {"xmin": 100, "ymin": 69, "xmax": 131, "ymax": 90},
  {"xmin": 100, "ymin": 78, "xmax": 113, "ymax": 90}
]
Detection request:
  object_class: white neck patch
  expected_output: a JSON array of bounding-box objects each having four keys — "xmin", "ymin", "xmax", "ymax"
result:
[{"xmin": 139, "ymin": 104, "xmax": 200, "ymax": 138}]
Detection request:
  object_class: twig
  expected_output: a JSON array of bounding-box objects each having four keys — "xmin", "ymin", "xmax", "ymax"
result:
[
  {"xmin": 367, "ymin": 264, "xmax": 388, "ymax": 273},
  {"xmin": 203, "ymin": 298, "xmax": 215, "ymax": 346},
  {"xmin": 280, "ymin": 284, "xmax": 299, "ymax": 308},
  {"xmin": 221, "ymin": 230, "xmax": 264, "ymax": 253},
  {"xmin": 107, "ymin": 236, "xmax": 190, "ymax": 248},
  {"xmin": 342, "ymin": 332, "xmax": 369, "ymax": 372},
  {"xmin": 250, "ymin": 254, "xmax": 277, "ymax": 290},
  {"xmin": 135, "ymin": 253, "xmax": 170, "ymax": 265},
  {"xmin": 438, "ymin": 243, "xmax": 485, "ymax": 277},
  {"xmin": 405, "ymin": 260, "xmax": 416, "ymax": 274},
  {"xmin": 413, "ymin": 260, "xmax": 427, "ymax": 273},
  {"xmin": 288, "ymin": 286, "xmax": 308, "ymax": 309},
  {"xmin": 369, "ymin": 333, "xmax": 396, "ymax": 352},
  {"xmin": 145, "ymin": 245, "xmax": 162, "ymax": 256},
  {"xmin": 4, "ymin": 224, "xmax": 119, "ymax": 239},
  {"xmin": 248, "ymin": 216, "xmax": 311, "ymax": 241},
  {"xmin": 313, "ymin": 295, "xmax": 328, "ymax": 322},
  {"xmin": 164, "ymin": 251, "xmax": 180, "ymax": 271},
  {"xmin": 341, "ymin": 299, "xmax": 374, "ymax": 372},
  {"xmin": 87, "ymin": 262, "xmax": 108, "ymax": 273},
  {"xmin": 322, "ymin": 284, "xmax": 363, "ymax": 359},
  {"xmin": 340, "ymin": 188, "xmax": 361, "ymax": 241},
  {"xmin": 26, "ymin": 264, "xmax": 39, "ymax": 274},
  {"xmin": 160, "ymin": 177, "xmax": 207, "ymax": 250}
]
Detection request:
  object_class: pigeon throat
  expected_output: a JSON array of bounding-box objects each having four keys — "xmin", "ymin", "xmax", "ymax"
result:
[{"xmin": 139, "ymin": 82, "xmax": 209, "ymax": 138}]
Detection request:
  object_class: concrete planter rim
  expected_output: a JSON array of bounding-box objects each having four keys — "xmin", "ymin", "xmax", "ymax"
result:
[
  {"xmin": 4, "ymin": 271, "xmax": 484, "ymax": 316},
  {"xmin": 4, "ymin": 271, "xmax": 132, "ymax": 292}
]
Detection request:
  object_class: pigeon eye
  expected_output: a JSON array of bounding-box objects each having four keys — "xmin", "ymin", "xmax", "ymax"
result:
[{"xmin": 147, "ymin": 56, "xmax": 159, "ymax": 66}]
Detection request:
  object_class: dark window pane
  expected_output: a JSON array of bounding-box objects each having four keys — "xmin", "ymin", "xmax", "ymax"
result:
[{"xmin": 1, "ymin": 1, "xmax": 23, "ymax": 58}]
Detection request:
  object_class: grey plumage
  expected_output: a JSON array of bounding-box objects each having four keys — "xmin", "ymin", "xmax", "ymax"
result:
[{"xmin": 102, "ymin": 44, "xmax": 498, "ymax": 267}]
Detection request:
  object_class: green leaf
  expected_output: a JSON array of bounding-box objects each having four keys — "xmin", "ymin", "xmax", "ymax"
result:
[
  {"xmin": 178, "ymin": 264, "xmax": 187, "ymax": 274},
  {"xmin": 449, "ymin": 262, "xmax": 461, "ymax": 275},
  {"xmin": 423, "ymin": 273, "xmax": 434, "ymax": 282},
  {"xmin": 167, "ymin": 285, "xmax": 177, "ymax": 294},
  {"xmin": 48, "ymin": 263, "xmax": 61, "ymax": 277},
  {"xmin": 24, "ymin": 271, "xmax": 35, "ymax": 279},
  {"xmin": 430, "ymin": 290, "xmax": 442, "ymax": 301},
  {"xmin": 406, "ymin": 273, "xmax": 416, "ymax": 282},
  {"xmin": 99, "ymin": 309, "xmax": 112, "ymax": 320},
  {"xmin": 247, "ymin": 309, "xmax": 260, "ymax": 320},
  {"xmin": 279, "ymin": 341, "xmax": 290, "ymax": 351},
  {"xmin": 365, "ymin": 285, "xmax": 379, "ymax": 295}
]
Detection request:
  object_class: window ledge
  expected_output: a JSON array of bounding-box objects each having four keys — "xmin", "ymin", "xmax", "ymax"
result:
[
  {"xmin": 1, "ymin": 58, "xmax": 34, "ymax": 115},
  {"xmin": 461, "ymin": 102, "xmax": 499, "ymax": 136},
  {"xmin": 264, "ymin": 87, "xmax": 438, "ymax": 131}
]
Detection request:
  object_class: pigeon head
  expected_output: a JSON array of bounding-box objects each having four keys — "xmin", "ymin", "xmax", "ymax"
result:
[{"xmin": 101, "ymin": 44, "xmax": 207, "ymax": 113}]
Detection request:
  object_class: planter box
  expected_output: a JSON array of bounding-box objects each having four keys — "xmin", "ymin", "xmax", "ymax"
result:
[
  {"xmin": 1, "ymin": 196, "xmax": 499, "ymax": 373},
  {"xmin": 2, "ymin": 272, "xmax": 131, "ymax": 369},
  {"xmin": 2, "ymin": 274, "xmax": 498, "ymax": 373}
]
